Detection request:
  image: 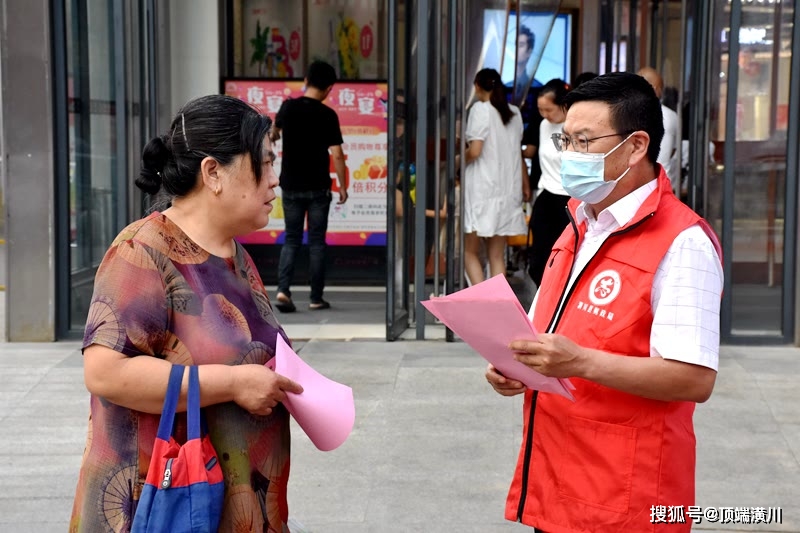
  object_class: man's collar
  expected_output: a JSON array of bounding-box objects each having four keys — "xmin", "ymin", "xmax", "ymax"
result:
[{"xmin": 575, "ymin": 178, "xmax": 659, "ymax": 227}]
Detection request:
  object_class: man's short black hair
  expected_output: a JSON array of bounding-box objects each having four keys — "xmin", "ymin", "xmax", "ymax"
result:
[
  {"xmin": 564, "ymin": 72, "xmax": 664, "ymax": 165},
  {"xmin": 572, "ymin": 71, "xmax": 598, "ymax": 88},
  {"xmin": 307, "ymin": 60, "xmax": 337, "ymax": 90},
  {"xmin": 519, "ymin": 25, "xmax": 535, "ymax": 51}
]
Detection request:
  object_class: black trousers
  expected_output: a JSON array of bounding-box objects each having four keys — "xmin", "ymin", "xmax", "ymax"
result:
[{"xmin": 527, "ymin": 189, "xmax": 571, "ymax": 286}]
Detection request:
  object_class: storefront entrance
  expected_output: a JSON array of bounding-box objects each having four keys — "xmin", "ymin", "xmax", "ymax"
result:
[{"xmin": 599, "ymin": 0, "xmax": 800, "ymax": 343}]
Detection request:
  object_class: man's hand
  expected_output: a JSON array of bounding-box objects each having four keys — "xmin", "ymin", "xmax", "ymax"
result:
[
  {"xmin": 509, "ymin": 333, "xmax": 589, "ymax": 379},
  {"xmin": 485, "ymin": 363, "xmax": 526, "ymax": 396},
  {"xmin": 338, "ymin": 189, "xmax": 348, "ymax": 204}
]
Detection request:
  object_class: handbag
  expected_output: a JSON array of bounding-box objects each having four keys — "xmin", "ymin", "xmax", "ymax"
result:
[{"xmin": 132, "ymin": 364, "xmax": 224, "ymax": 533}]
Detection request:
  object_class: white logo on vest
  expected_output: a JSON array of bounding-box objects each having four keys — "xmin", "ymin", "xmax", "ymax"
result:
[{"xmin": 588, "ymin": 270, "xmax": 622, "ymax": 306}]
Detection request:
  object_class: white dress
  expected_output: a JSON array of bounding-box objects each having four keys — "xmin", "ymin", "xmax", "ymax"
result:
[{"xmin": 463, "ymin": 101, "xmax": 526, "ymax": 237}]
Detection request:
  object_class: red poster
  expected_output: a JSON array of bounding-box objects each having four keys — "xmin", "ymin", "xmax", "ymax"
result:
[{"xmin": 224, "ymin": 79, "xmax": 388, "ymax": 246}]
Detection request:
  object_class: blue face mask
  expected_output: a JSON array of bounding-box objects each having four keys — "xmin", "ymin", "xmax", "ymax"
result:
[{"xmin": 560, "ymin": 133, "xmax": 634, "ymax": 204}]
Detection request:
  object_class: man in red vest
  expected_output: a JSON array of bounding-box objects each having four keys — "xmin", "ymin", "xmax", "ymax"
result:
[{"xmin": 486, "ymin": 72, "xmax": 723, "ymax": 533}]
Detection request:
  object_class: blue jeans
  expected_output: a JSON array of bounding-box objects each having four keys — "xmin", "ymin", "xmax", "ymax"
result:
[{"xmin": 277, "ymin": 189, "xmax": 332, "ymax": 303}]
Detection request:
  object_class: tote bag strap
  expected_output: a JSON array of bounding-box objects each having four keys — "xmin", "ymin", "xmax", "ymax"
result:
[
  {"xmin": 186, "ymin": 365, "xmax": 202, "ymax": 440},
  {"xmin": 155, "ymin": 364, "xmax": 186, "ymax": 441}
]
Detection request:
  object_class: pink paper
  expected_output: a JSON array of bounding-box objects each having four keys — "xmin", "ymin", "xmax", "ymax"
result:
[
  {"xmin": 267, "ymin": 335, "xmax": 355, "ymax": 451},
  {"xmin": 422, "ymin": 275, "xmax": 574, "ymax": 400}
]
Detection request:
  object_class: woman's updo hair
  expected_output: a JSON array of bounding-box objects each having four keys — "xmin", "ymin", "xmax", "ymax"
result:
[
  {"xmin": 538, "ymin": 78, "xmax": 571, "ymax": 108},
  {"xmin": 137, "ymin": 94, "xmax": 273, "ymax": 197}
]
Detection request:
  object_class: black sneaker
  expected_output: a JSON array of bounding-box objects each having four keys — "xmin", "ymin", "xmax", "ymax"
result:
[{"xmin": 308, "ymin": 299, "xmax": 331, "ymax": 310}]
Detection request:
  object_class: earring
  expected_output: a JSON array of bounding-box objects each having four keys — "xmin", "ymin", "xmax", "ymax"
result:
[{"xmin": 214, "ymin": 186, "xmax": 221, "ymax": 196}]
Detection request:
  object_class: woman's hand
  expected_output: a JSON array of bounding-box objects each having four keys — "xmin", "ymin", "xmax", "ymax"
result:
[
  {"xmin": 485, "ymin": 363, "xmax": 526, "ymax": 396},
  {"xmin": 231, "ymin": 364, "xmax": 304, "ymax": 416}
]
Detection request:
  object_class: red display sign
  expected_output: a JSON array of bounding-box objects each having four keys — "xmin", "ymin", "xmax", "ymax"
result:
[
  {"xmin": 224, "ymin": 79, "xmax": 388, "ymax": 246},
  {"xmin": 289, "ymin": 31, "xmax": 301, "ymax": 61},
  {"xmin": 360, "ymin": 25, "xmax": 374, "ymax": 58}
]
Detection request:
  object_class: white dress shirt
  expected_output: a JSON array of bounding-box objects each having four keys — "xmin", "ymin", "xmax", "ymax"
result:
[
  {"xmin": 538, "ymin": 119, "xmax": 568, "ymax": 196},
  {"xmin": 529, "ymin": 179, "xmax": 723, "ymax": 370},
  {"xmin": 659, "ymin": 105, "xmax": 680, "ymax": 194}
]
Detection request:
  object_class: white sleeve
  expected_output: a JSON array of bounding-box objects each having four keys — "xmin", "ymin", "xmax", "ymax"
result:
[
  {"xmin": 466, "ymin": 103, "xmax": 491, "ymax": 142},
  {"xmin": 658, "ymin": 108, "xmax": 678, "ymax": 176},
  {"xmin": 650, "ymin": 224, "xmax": 723, "ymax": 370}
]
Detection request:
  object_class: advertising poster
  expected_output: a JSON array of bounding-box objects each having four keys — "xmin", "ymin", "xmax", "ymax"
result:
[
  {"xmin": 243, "ymin": 0, "xmax": 303, "ymax": 78},
  {"xmin": 481, "ymin": 10, "xmax": 572, "ymax": 103},
  {"xmin": 307, "ymin": 0, "xmax": 382, "ymax": 79},
  {"xmin": 224, "ymin": 79, "xmax": 388, "ymax": 246}
]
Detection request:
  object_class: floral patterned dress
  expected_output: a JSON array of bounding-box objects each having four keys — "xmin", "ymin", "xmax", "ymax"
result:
[{"xmin": 70, "ymin": 212, "xmax": 292, "ymax": 533}]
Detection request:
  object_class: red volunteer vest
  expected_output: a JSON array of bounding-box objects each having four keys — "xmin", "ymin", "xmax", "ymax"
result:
[{"xmin": 505, "ymin": 171, "xmax": 721, "ymax": 533}]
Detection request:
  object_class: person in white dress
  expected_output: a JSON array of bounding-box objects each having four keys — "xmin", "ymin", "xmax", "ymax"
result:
[{"xmin": 464, "ymin": 68, "xmax": 529, "ymax": 285}]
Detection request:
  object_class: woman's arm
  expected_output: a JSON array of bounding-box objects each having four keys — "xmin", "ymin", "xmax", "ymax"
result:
[
  {"xmin": 84, "ymin": 344, "xmax": 303, "ymax": 416},
  {"xmin": 395, "ymin": 189, "xmax": 404, "ymax": 218},
  {"xmin": 522, "ymin": 157, "xmax": 531, "ymax": 202},
  {"xmin": 522, "ymin": 144, "xmax": 537, "ymax": 159},
  {"xmin": 465, "ymin": 140, "xmax": 484, "ymax": 164}
]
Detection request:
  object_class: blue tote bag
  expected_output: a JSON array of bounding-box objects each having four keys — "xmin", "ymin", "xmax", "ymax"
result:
[{"xmin": 132, "ymin": 364, "xmax": 224, "ymax": 533}]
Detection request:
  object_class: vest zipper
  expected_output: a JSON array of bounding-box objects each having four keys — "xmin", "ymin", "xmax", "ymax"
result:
[
  {"xmin": 544, "ymin": 209, "xmax": 582, "ymax": 334},
  {"xmin": 517, "ymin": 207, "xmax": 581, "ymax": 521},
  {"xmin": 516, "ymin": 390, "xmax": 539, "ymax": 521},
  {"xmin": 516, "ymin": 207, "xmax": 655, "ymax": 521}
]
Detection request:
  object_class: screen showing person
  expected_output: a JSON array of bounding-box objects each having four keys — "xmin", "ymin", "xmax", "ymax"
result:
[{"xmin": 481, "ymin": 10, "xmax": 572, "ymax": 103}]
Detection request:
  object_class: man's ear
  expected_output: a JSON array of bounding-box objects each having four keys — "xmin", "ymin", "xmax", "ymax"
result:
[{"xmin": 628, "ymin": 131, "xmax": 651, "ymax": 167}]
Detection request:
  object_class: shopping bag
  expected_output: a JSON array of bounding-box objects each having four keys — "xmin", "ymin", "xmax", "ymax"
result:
[{"xmin": 132, "ymin": 364, "xmax": 224, "ymax": 533}]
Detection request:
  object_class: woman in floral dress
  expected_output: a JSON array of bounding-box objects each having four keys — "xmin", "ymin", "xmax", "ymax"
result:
[{"xmin": 70, "ymin": 94, "xmax": 303, "ymax": 532}]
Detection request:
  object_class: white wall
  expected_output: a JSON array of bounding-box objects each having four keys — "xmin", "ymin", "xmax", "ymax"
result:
[{"xmin": 169, "ymin": 0, "xmax": 220, "ymax": 114}]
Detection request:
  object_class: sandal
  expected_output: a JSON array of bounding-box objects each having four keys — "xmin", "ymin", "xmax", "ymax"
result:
[
  {"xmin": 275, "ymin": 292, "xmax": 296, "ymax": 313},
  {"xmin": 308, "ymin": 300, "xmax": 331, "ymax": 310}
]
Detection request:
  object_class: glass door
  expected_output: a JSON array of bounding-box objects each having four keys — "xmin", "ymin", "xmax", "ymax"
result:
[
  {"xmin": 386, "ymin": 0, "xmax": 412, "ymax": 340},
  {"xmin": 54, "ymin": 0, "xmax": 156, "ymax": 336},
  {"xmin": 705, "ymin": 0, "xmax": 799, "ymax": 341},
  {"xmin": 386, "ymin": 0, "xmax": 464, "ymax": 340},
  {"xmin": 387, "ymin": 0, "xmax": 587, "ymax": 340}
]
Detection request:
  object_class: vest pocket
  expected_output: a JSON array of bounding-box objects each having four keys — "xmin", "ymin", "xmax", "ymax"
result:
[{"xmin": 555, "ymin": 417, "xmax": 637, "ymax": 514}]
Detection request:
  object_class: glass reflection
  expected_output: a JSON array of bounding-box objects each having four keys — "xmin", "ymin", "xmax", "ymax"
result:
[{"xmin": 67, "ymin": 0, "xmax": 119, "ymax": 329}]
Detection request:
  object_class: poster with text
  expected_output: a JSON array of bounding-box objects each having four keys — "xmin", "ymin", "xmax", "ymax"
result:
[
  {"xmin": 243, "ymin": 0, "xmax": 303, "ymax": 78},
  {"xmin": 307, "ymin": 0, "xmax": 382, "ymax": 79},
  {"xmin": 224, "ymin": 79, "xmax": 388, "ymax": 246}
]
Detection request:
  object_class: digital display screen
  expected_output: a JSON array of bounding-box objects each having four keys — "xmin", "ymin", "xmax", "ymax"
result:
[{"xmin": 481, "ymin": 10, "xmax": 572, "ymax": 97}]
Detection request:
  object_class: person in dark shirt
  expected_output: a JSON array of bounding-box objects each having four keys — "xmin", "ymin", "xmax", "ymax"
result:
[{"xmin": 271, "ymin": 60, "xmax": 348, "ymax": 312}]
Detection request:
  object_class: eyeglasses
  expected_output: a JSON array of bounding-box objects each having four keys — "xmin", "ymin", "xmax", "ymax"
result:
[{"xmin": 551, "ymin": 131, "xmax": 635, "ymax": 153}]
